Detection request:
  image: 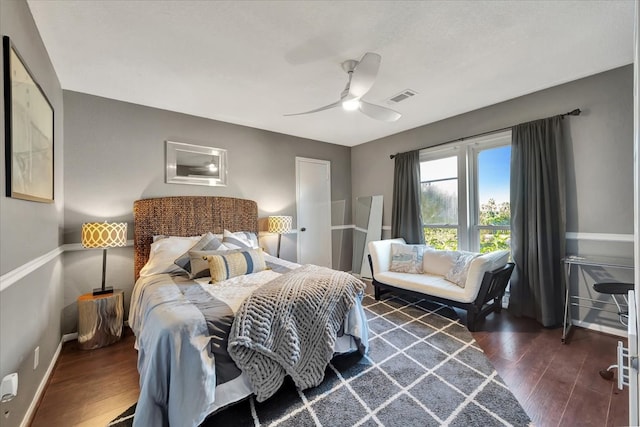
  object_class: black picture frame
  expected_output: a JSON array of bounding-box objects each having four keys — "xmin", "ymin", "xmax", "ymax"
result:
[{"xmin": 3, "ymin": 35, "xmax": 54, "ymax": 203}]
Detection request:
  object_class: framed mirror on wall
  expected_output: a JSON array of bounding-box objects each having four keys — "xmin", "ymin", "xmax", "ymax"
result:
[
  {"xmin": 353, "ymin": 195, "xmax": 383, "ymax": 278},
  {"xmin": 166, "ymin": 141, "xmax": 227, "ymax": 187}
]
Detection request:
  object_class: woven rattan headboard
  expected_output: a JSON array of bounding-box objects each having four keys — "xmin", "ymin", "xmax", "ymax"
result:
[{"xmin": 133, "ymin": 196, "xmax": 258, "ymax": 280}]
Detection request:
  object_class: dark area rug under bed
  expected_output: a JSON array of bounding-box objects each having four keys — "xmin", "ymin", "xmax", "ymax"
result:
[{"xmin": 109, "ymin": 294, "xmax": 531, "ymax": 426}]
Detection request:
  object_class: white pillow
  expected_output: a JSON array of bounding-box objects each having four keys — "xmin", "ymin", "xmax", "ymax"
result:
[
  {"xmin": 222, "ymin": 229, "xmax": 259, "ymax": 249},
  {"xmin": 389, "ymin": 243, "xmax": 427, "ymax": 274},
  {"xmin": 423, "ymin": 249, "xmax": 460, "ymax": 276},
  {"xmin": 139, "ymin": 235, "xmax": 202, "ymax": 277},
  {"xmin": 444, "ymin": 251, "xmax": 480, "ymax": 288}
]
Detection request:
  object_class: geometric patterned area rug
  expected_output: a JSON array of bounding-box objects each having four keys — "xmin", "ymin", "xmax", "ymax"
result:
[{"xmin": 109, "ymin": 293, "xmax": 531, "ymax": 426}]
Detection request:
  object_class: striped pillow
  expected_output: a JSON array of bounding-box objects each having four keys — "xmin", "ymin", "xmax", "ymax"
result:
[
  {"xmin": 188, "ymin": 248, "xmax": 240, "ymax": 279},
  {"xmin": 222, "ymin": 229, "xmax": 259, "ymax": 249},
  {"xmin": 174, "ymin": 232, "xmax": 227, "ymax": 275},
  {"xmin": 205, "ymin": 249, "xmax": 266, "ymax": 283}
]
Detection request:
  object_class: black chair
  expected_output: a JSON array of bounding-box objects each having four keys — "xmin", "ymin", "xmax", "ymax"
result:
[{"xmin": 592, "ymin": 282, "xmax": 634, "ymax": 380}]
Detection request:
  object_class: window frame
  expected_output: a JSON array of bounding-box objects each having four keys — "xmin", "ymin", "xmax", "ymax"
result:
[{"xmin": 420, "ymin": 130, "xmax": 512, "ymax": 252}]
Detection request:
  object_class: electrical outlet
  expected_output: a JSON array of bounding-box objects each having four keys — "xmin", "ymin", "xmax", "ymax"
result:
[{"xmin": 33, "ymin": 347, "xmax": 39, "ymax": 370}]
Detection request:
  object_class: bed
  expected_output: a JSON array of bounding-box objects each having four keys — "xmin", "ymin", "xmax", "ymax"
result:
[{"xmin": 128, "ymin": 196, "xmax": 369, "ymax": 427}]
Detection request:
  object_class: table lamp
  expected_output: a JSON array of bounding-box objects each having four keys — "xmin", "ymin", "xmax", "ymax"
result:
[
  {"xmin": 267, "ymin": 216, "xmax": 292, "ymax": 258},
  {"xmin": 82, "ymin": 222, "xmax": 128, "ymax": 295}
]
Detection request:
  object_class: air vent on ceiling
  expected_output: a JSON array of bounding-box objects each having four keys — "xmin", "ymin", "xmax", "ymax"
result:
[{"xmin": 388, "ymin": 89, "xmax": 418, "ymax": 104}]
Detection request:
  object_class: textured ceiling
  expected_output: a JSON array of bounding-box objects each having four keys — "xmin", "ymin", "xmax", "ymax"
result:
[{"xmin": 27, "ymin": 0, "xmax": 635, "ymax": 147}]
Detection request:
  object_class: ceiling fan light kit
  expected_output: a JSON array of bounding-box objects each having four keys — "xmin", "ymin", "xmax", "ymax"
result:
[
  {"xmin": 285, "ymin": 52, "xmax": 401, "ymax": 122},
  {"xmin": 341, "ymin": 99, "xmax": 360, "ymax": 111}
]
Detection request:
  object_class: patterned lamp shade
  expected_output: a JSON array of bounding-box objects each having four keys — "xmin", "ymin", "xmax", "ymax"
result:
[
  {"xmin": 267, "ymin": 216, "xmax": 293, "ymax": 234},
  {"xmin": 81, "ymin": 222, "xmax": 128, "ymax": 248}
]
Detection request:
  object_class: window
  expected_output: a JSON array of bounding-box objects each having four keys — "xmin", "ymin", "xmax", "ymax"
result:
[
  {"xmin": 420, "ymin": 131, "xmax": 511, "ymax": 253},
  {"xmin": 420, "ymin": 156, "xmax": 459, "ymax": 250},
  {"xmin": 475, "ymin": 145, "xmax": 511, "ymax": 253}
]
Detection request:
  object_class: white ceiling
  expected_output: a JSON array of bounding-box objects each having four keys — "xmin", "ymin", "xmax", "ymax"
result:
[{"xmin": 27, "ymin": 0, "xmax": 635, "ymax": 147}]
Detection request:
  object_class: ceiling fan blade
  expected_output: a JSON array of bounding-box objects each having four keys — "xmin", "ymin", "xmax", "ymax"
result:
[
  {"xmin": 359, "ymin": 101, "xmax": 401, "ymax": 122},
  {"xmin": 348, "ymin": 52, "xmax": 381, "ymax": 98},
  {"xmin": 284, "ymin": 100, "xmax": 341, "ymax": 116}
]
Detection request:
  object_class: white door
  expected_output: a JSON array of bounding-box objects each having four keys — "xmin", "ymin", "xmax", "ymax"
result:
[{"xmin": 296, "ymin": 157, "xmax": 332, "ymax": 267}]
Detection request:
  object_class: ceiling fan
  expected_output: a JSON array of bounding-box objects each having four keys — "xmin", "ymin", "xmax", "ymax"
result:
[{"xmin": 285, "ymin": 52, "xmax": 401, "ymax": 122}]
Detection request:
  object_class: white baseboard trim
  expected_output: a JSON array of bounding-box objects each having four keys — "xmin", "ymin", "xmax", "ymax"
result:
[
  {"xmin": 20, "ymin": 338, "xmax": 63, "ymax": 427},
  {"xmin": 62, "ymin": 332, "xmax": 78, "ymax": 343},
  {"xmin": 22, "ymin": 328, "xmax": 130, "ymax": 426},
  {"xmin": 572, "ymin": 319, "xmax": 627, "ymax": 338}
]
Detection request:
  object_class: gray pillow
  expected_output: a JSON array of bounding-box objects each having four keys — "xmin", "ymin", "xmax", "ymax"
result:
[
  {"xmin": 222, "ymin": 229, "xmax": 259, "ymax": 249},
  {"xmin": 174, "ymin": 232, "xmax": 226, "ymax": 274}
]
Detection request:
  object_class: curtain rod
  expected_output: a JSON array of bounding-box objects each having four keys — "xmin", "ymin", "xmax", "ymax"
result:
[{"xmin": 389, "ymin": 108, "xmax": 581, "ymax": 159}]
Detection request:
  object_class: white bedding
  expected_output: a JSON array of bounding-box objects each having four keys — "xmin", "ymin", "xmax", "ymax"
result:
[{"xmin": 128, "ymin": 254, "xmax": 368, "ymax": 427}]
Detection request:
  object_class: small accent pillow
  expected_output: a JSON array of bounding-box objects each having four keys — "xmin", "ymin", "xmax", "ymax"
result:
[
  {"xmin": 445, "ymin": 251, "xmax": 480, "ymax": 288},
  {"xmin": 205, "ymin": 248, "xmax": 266, "ymax": 283},
  {"xmin": 222, "ymin": 229, "xmax": 259, "ymax": 250},
  {"xmin": 188, "ymin": 248, "xmax": 241, "ymax": 279},
  {"xmin": 174, "ymin": 232, "xmax": 227, "ymax": 274},
  {"xmin": 389, "ymin": 243, "xmax": 427, "ymax": 274}
]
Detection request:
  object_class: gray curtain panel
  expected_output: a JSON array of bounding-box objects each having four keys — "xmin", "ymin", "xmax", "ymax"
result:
[
  {"xmin": 391, "ymin": 150, "xmax": 425, "ymax": 244},
  {"xmin": 509, "ymin": 116, "xmax": 566, "ymax": 327}
]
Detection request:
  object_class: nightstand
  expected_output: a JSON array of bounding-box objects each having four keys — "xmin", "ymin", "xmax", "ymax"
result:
[{"xmin": 77, "ymin": 289, "xmax": 124, "ymax": 350}]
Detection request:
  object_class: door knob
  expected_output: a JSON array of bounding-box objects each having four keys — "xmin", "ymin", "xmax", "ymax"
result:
[{"xmin": 300, "ymin": 227, "xmax": 306, "ymax": 232}]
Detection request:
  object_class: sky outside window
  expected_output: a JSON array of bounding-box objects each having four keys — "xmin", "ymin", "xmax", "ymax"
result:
[{"xmin": 478, "ymin": 146, "xmax": 510, "ymax": 205}]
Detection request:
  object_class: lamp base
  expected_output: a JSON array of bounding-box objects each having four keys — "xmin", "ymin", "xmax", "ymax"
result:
[{"xmin": 92, "ymin": 286, "xmax": 114, "ymax": 296}]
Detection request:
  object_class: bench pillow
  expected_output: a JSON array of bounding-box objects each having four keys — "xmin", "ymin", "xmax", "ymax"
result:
[
  {"xmin": 423, "ymin": 249, "xmax": 460, "ymax": 276},
  {"xmin": 389, "ymin": 243, "xmax": 428, "ymax": 274},
  {"xmin": 445, "ymin": 251, "xmax": 480, "ymax": 287}
]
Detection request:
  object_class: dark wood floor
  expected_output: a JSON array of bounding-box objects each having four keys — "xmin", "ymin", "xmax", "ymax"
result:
[
  {"xmin": 473, "ymin": 313, "xmax": 628, "ymax": 427},
  {"xmin": 30, "ymin": 328, "xmax": 139, "ymax": 427},
  {"xmin": 30, "ymin": 310, "xmax": 629, "ymax": 427}
]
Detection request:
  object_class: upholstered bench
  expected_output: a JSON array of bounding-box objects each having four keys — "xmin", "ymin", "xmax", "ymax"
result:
[{"xmin": 368, "ymin": 238, "xmax": 514, "ymax": 331}]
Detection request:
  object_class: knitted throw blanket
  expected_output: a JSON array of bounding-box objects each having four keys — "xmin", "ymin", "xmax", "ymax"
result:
[{"xmin": 228, "ymin": 264, "xmax": 365, "ymax": 402}]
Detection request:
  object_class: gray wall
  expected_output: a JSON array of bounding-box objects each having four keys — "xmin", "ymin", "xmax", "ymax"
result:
[
  {"xmin": 0, "ymin": 7, "xmax": 632, "ymax": 423},
  {"xmin": 0, "ymin": 0, "xmax": 65, "ymax": 425},
  {"xmin": 62, "ymin": 91, "xmax": 353, "ymax": 332},
  {"xmin": 352, "ymin": 65, "xmax": 634, "ymax": 330}
]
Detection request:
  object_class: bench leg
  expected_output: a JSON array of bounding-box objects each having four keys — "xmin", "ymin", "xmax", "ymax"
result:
[
  {"xmin": 374, "ymin": 285, "xmax": 381, "ymax": 301},
  {"xmin": 494, "ymin": 294, "xmax": 504, "ymax": 313},
  {"xmin": 466, "ymin": 310, "xmax": 478, "ymax": 332}
]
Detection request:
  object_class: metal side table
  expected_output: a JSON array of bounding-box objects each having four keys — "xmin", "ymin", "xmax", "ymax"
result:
[{"xmin": 562, "ymin": 255, "xmax": 633, "ymax": 343}]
